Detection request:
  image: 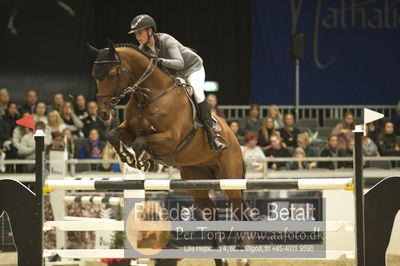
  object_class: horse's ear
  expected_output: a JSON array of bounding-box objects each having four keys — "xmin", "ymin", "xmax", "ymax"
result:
[
  {"xmin": 87, "ymin": 43, "xmax": 100, "ymax": 58},
  {"xmin": 107, "ymin": 39, "xmax": 116, "ymax": 57}
]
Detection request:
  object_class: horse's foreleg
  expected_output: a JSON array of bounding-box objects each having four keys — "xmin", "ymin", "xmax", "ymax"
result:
[{"xmin": 107, "ymin": 122, "xmax": 137, "ymax": 168}]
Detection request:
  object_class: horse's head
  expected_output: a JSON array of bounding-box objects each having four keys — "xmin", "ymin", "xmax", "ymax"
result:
[{"xmin": 88, "ymin": 40, "xmax": 131, "ymax": 121}]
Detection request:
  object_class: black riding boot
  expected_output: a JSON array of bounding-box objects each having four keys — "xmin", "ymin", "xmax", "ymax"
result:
[{"xmin": 198, "ymin": 100, "xmax": 228, "ymax": 152}]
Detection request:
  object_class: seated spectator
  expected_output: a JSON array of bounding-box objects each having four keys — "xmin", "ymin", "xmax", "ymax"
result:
[
  {"xmin": 287, "ymin": 147, "xmax": 309, "ymax": 170},
  {"xmin": 60, "ymin": 102, "xmax": 83, "ymax": 137},
  {"xmin": 331, "ymin": 112, "xmax": 355, "ymax": 148},
  {"xmin": 79, "ymin": 128, "xmax": 104, "ymax": 159},
  {"xmin": 264, "ymin": 134, "xmax": 290, "ymax": 170},
  {"xmin": 45, "ymin": 132, "xmax": 65, "ymax": 158},
  {"xmin": 377, "ymin": 121, "xmax": 400, "ymax": 156},
  {"xmin": 339, "ymin": 139, "xmax": 354, "ymax": 168},
  {"xmin": 392, "ymin": 100, "xmax": 400, "ymax": 136},
  {"xmin": 47, "ymin": 111, "xmax": 66, "ymax": 133},
  {"xmin": 267, "ymin": 105, "xmax": 284, "ymax": 129},
  {"xmin": 0, "ymin": 102, "xmax": 20, "ymax": 170},
  {"xmin": 48, "ymin": 93, "xmax": 64, "ymax": 113},
  {"xmin": 12, "ymin": 112, "xmax": 31, "ymax": 151},
  {"xmin": 0, "ymin": 88, "xmax": 10, "ymax": 117},
  {"xmin": 279, "ymin": 113, "xmax": 300, "ymax": 148},
  {"xmin": 82, "ymin": 101, "xmax": 105, "ymax": 138},
  {"xmin": 19, "ymin": 89, "xmax": 37, "ymax": 114},
  {"xmin": 228, "ymin": 120, "xmax": 244, "ymax": 145},
  {"xmin": 74, "ymin": 94, "xmax": 88, "ymax": 120},
  {"xmin": 319, "ymin": 135, "xmax": 344, "ymax": 169},
  {"xmin": 296, "ymin": 132, "xmax": 317, "ymax": 168},
  {"xmin": 18, "ymin": 121, "xmax": 47, "ymax": 172},
  {"xmin": 363, "ymin": 125, "xmax": 379, "ymax": 157},
  {"xmin": 34, "ymin": 101, "xmax": 48, "ymax": 124},
  {"xmin": 242, "ymin": 104, "xmax": 262, "ymax": 133},
  {"xmin": 258, "ymin": 117, "xmax": 276, "ymax": 147},
  {"xmin": 241, "ymin": 131, "xmax": 265, "ymax": 171},
  {"xmin": 366, "ymin": 122, "xmax": 380, "ymax": 144},
  {"xmin": 102, "ymin": 142, "xmax": 123, "ymax": 172},
  {"xmin": 206, "ymin": 93, "xmax": 225, "ymax": 119},
  {"xmin": 62, "ymin": 128, "xmax": 75, "ymax": 158}
]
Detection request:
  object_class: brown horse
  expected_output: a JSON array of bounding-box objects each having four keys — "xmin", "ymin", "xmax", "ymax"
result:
[{"xmin": 88, "ymin": 40, "xmax": 244, "ymax": 265}]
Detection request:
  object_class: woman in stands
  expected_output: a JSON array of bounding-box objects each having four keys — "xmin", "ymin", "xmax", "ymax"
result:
[
  {"xmin": 287, "ymin": 147, "xmax": 309, "ymax": 170},
  {"xmin": 243, "ymin": 104, "xmax": 262, "ymax": 133},
  {"xmin": 0, "ymin": 88, "xmax": 10, "ymax": 117},
  {"xmin": 296, "ymin": 132, "xmax": 317, "ymax": 168},
  {"xmin": 59, "ymin": 102, "xmax": 83, "ymax": 137},
  {"xmin": 129, "ymin": 14, "xmax": 226, "ymax": 152},
  {"xmin": 241, "ymin": 131, "xmax": 265, "ymax": 171},
  {"xmin": 267, "ymin": 105, "xmax": 284, "ymax": 129},
  {"xmin": 331, "ymin": 112, "xmax": 355, "ymax": 149},
  {"xmin": 378, "ymin": 121, "xmax": 400, "ymax": 156},
  {"xmin": 258, "ymin": 117, "xmax": 276, "ymax": 147},
  {"xmin": 264, "ymin": 133, "xmax": 290, "ymax": 170},
  {"xmin": 47, "ymin": 110, "xmax": 66, "ymax": 133}
]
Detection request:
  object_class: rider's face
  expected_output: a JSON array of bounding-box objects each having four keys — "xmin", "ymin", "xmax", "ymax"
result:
[{"xmin": 135, "ymin": 29, "xmax": 149, "ymax": 45}]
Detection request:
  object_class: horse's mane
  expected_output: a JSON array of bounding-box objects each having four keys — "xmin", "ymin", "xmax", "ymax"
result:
[{"xmin": 114, "ymin": 43, "xmax": 171, "ymax": 75}]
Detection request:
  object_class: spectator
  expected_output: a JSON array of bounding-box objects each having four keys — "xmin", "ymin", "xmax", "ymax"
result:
[
  {"xmin": 331, "ymin": 112, "xmax": 355, "ymax": 148},
  {"xmin": 206, "ymin": 93, "xmax": 225, "ymax": 119},
  {"xmin": 339, "ymin": 138, "xmax": 354, "ymax": 168},
  {"xmin": 62, "ymin": 128, "xmax": 75, "ymax": 158},
  {"xmin": 319, "ymin": 135, "xmax": 343, "ymax": 169},
  {"xmin": 0, "ymin": 102, "xmax": 20, "ymax": 170},
  {"xmin": 12, "ymin": 112, "xmax": 31, "ymax": 151},
  {"xmin": 258, "ymin": 117, "xmax": 276, "ymax": 147},
  {"xmin": 267, "ymin": 105, "xmax": 284, "ymax": 129},
  {"xmin": 287, "ymin": 147, "xmax": 309, "ymax": 170},
  {"xmin": 241, "ymin": 131, "xmax": 265, "ymax": 171},
  {"xmin": 242, "ymin": 104, "xmax": 262, "ymax": 133},
  {"xmin": 34, "ymin": 101, "xmax": 48, "ymax": 124},
  {"xmin": 79, "ymin": 129, "xmax": 104, "ymax": 170},
  {"xmin": 296, "ymin": 132, "xmax": 317, "ymax": 168},
  {"xmin": 18, "ymin": 121, "xmax": 47, "ymax": 172},
  {"xmin": 264, "ymin": 134, "xmax": 290, "ymax": 170},
  {"xmin": 228, "ymin": 120, "xmax": 244, "ymax": 145},
  {"xmin": 74, "ymin": 94, "xmax": 88, "ymax": 120},
  {"xmin": 45, "ymin": 132, "xmax": 65, "ymax": 158},
  {"xmin": 0, "ymin": 102, "xmax": 20, "ymax": 147},
  {"xmin": 47, "ymin": 111, "xmax": 66, "ymax": 133},
  {"xmin": 392, "ymin": 100, "xmax": 400, "ymax": 136},
  {"xmin": 82, "ymin": 101, "xmax": 103, "ymax": 137},
  {"xmin": 48, "ymin": 93, "xmax": 64, "ymax": 113},
  {"xmin": 19, "ymin": 89, "xmax": 37, "ymax": 114},
  {"xmin": 279, "ymin": 113, "xmax": 300, "ymax": 148},
  {"xmin": 0, "ymin": 88, "xmax": 10, "ymax": 117},
  {"xmin": 366, "ymin": 122, "xmax": 380, "ymax": 144},
  {"xmin": 60, "ymin": 102, "xmax": 83, "ymax": 137},
  {"xmin": 102, "ymin": 142, "xmax": 123, "ymax": 172},
  {"xmin": 377, "ymin": 121, "xmax": 400, "ymax": 156},
  {"xmin": 363, "ymin": 125, "xmax": 379, "ymax": 157}
]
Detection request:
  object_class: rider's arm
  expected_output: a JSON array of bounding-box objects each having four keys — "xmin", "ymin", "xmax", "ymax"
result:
[{"xmin": 160, "ymin": 38, "xmax": 184, "ymax": 71}]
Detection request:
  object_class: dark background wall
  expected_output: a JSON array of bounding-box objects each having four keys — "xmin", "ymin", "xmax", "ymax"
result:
[{"xmin": 0, "ymin": 0, "xmax": 251, "ymax": 104}]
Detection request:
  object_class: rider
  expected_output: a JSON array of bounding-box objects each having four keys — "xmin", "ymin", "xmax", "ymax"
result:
[{"xmin": 128, "ymin": 14, "xmax": 227, "ymax": 152}]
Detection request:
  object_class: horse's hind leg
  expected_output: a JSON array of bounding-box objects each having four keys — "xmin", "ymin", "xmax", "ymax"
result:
[{"xmin": 180, "ymin": 166, "xmax": 224, "ymax": 266}]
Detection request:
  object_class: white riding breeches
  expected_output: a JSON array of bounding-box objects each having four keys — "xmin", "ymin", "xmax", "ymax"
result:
[{"xmin": 187, "ymin": 66, "xmax": 205, "ymax": 103}]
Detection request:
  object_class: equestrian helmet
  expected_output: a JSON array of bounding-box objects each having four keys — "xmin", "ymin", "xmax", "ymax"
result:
[{"xmin": 128, "ymin": 14, "xmax": 157, "ymax": 34}]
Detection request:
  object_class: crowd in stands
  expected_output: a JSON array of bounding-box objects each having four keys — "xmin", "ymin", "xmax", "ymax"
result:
[
  {"xmin": 0, "ymin": 88, "xmax": 120, "ymax": 173},
  {"xmin": 223, "ymin": 102, "xmax": 400, "ymax": 172},
  {"xmin": 1, "ymin": 88, "xmax": 400, "ymax": 173}
]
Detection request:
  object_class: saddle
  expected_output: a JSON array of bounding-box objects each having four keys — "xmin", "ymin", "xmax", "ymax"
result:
[{"xmin": 177, "ymin": 77, "xmax": 222, "ymax": 132}]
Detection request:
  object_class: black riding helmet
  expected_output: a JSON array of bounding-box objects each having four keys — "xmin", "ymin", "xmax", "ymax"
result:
[{"xmin": 128, "ymin": 14, "xmax": 157, "ymax": 34}]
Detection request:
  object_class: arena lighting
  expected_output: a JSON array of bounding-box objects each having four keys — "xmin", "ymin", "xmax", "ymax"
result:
[{"xmin": 204, "ymin": 81, "xmax": 219, "ymax": 92}]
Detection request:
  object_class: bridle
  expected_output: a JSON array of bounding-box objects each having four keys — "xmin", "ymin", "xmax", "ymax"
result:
[
  {"xmin": 94, "ymin": 52, "xmax": 183, "ymax": 135},
  {"xmin": 95, "ymin": 55, "xmax": 157, "ymax": 107}
]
